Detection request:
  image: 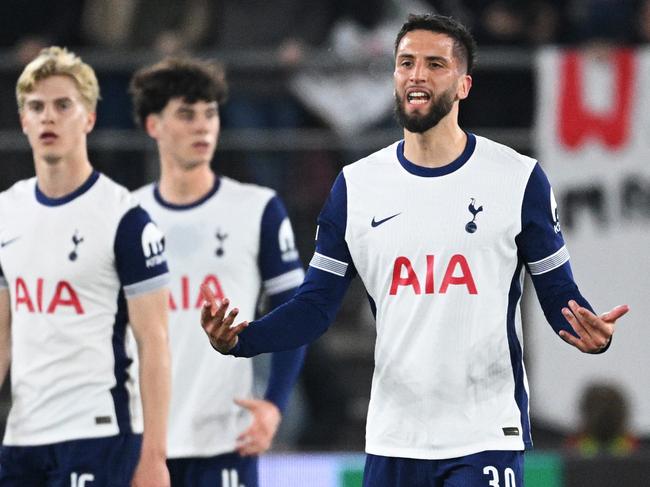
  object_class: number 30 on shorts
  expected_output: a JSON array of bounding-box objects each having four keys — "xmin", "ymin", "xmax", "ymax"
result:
[{"xmin": 483, "ymin": 465, "xmax": 516, "ymax": 487}]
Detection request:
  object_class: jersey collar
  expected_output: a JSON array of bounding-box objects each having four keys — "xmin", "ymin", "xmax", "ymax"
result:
[
  {"xmin": 396, "ymin": 132, "xmax": 476, "ymax": 177},
  {"xmin": 35, "ymin": 170, "xmax": 100, "ymax": 206},
  {"xmin": 153, "ymin": 175, "xmax": 221, "ymax": 210}
]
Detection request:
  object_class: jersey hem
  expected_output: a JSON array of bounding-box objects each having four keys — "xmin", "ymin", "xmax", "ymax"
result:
[
  {"xmin": 2, "ymin": 425, "xmax": 143, "ymax": 447},
  {"xmin": 365, "ymin": 439, "xmax": 526, "ymax": 460},
  {"xmin": 167, "ymin": 443, "xmax": 236, "ymax": 459}
]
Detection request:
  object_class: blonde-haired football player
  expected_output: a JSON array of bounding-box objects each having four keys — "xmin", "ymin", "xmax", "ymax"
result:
[{"xmin": 0, "ymin": 47, "xmax": 171, "ymax": 487}]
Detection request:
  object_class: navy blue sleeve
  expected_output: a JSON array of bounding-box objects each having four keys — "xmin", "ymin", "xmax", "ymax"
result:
[
  {"xmin": 114, "ymin": 206, "xmax": 169, "ymax": 298},
  {"xmin": 231, "ymin": 172, "xmax": 356, "ymax": 357},
  {"xmin": 257, "ymin": 195, "xmax": 307, "ymax": 412},
  {"xmin": 516, "ymin": 164, "xmax": 595, "ymax": 339},
  {"xmin": 258, "ymin": 195, "xmax": 305, "ymax": 305},
  {"xmin": 264, "ymin": 344, "xmax": 306, "ymax": 412},
  {"xmin": 0, "ymin": 262, "xmax": 6, "ymax": 289}
]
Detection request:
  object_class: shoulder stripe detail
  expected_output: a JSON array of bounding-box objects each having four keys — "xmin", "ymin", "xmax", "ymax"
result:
[
  {"xmin": 0, "ymin": 276, "xmax": 7, "ymax": 289},
  {"xmin": 310, "ymin": 252, "xmax": 348, "ymax": 277},
  {"xmin": 264, "ymin": 268, "xmax": 305, "ymax": 295},
  {"xmin": 528, "ymin": 246, "xmax": 570, "ymax": 275},
  {"xmin": 123, "ymin": 273, "xmax": 170, "ymax": 298}
]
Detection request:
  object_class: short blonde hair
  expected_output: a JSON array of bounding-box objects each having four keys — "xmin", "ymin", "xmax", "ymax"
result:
[{"xmin": 16, "ymin": 46, "xmax": 100, "ymax": 112}]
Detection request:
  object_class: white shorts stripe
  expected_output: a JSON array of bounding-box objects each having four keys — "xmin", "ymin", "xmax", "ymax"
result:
[
  {"xmin": 264, "ymin": 268, "xmax": 305, "ymax": 295},
  {"xmin": 309, "ymin": 252, "xmax": 348, "ymax": 277},
  {"xmin": 528, "ymin": 246, "xmax": 570, "ymax": 275}
]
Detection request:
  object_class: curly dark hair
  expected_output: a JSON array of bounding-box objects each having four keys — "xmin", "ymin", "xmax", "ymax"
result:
[
  {"xmin": 394, "ymin": 13, "xmax": 477, "ymax": 75},
  {"xmin": 129, "ymin": 57, "xmax": 228, "ymax": 127}
]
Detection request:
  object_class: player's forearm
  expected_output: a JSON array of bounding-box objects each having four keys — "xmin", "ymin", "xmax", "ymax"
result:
[
  {"xmin": 0, "ymin": 289, "xmax": 11, "ymax": 386},
  {"xmin": 138, "ymin": 332, "xmax": 171, "ymax": 458},
  {"xmin": 265, "ymin": 346, "xmax": 307, "ymax": 412},
  {"xmin": 0, "ymin": 350, "xmax": 9, "ymax": 387},
  {"xmin": 229, "ymin": 266, "xmax": 350, "ymax": 357},
  {"xmin": 0, "ymin": 349, "xmax": 10, "ymax": 387},
  {"xmin": 234, "ymin": 285, "xmax": 341, "ymax": 356},
  {"xmin": 127, "ymin": 289, "xmax": 171, "ymax": 459},
  {"xmin": 531, "ymin": 262, "xmax": 595, "ymax": 337}
]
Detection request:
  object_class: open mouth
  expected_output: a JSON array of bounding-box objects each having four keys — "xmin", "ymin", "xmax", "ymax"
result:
[
  {"xmin": 40, "ymin": 132, "xmax": 58, "ymax": 142},
  {"xmin": 407, "ymin": 91, "xmax": 431, "ymax": 105}
]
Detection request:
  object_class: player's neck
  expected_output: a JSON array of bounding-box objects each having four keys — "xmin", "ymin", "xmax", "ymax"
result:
[
  {"xmin": 403, "ymin": 119, "xmax": 467, "ymax": 169},
  {"xmin": 158, "ymin": 163, "xmax": 216, "ymax": 205},
  {"xmin": 34, "ymin": 156, "xmax": 94, "ymax": 199}
]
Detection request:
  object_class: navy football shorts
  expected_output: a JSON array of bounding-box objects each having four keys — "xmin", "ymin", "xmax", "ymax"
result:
[
  {"xmin": 363, "ymin": 450, "xmax": 524, "ymax": 487},
  {"xmin": 0, "ymin": 433, "xmax": 142, "ymax": 487},
  {"xmin": 167, "ymin": 452, "xmax": 258, "ymax": 487}
]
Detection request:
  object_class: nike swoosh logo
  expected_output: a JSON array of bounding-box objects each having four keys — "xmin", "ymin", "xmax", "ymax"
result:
[
  {"xmin": 0, "ymin": 236, "xmax": 20, "ymax": 248},
  {"xmin": 371, "ymin": 213, "xmax": 401, "ymax": 228}
]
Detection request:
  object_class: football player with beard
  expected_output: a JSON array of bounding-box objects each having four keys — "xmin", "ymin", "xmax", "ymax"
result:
[{"xmin": 200, "ymin": 14, "xmax": 629, "ymax": 487}]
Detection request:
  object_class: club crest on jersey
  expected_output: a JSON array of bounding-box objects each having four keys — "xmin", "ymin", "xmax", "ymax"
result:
[
  {"xmin": 215, "ymin": 228, "xmax": 228, "ymax": 257},
  {"xmin": 465, "ymin": 198, "xmax": 484, "ymax": 234},
  {"xmin": 141, "ymin": 222, "xmax": 166, "ymax": 268},
  {"xmin": 68, "ymin": 230, "xmax": 84, "ymax": 261}
]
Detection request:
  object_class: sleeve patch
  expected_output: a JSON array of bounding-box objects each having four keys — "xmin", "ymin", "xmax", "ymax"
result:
[
  {"xmin": 310, "ymin": 252, "xmax": 348, "ymax": 277},
  {"xmin": 114, "ymin": 206, "xmax": 169, "ymax": 287},
  {"xmin": 278, "ymin": 218, "xmax": 299, "ymax": 262},
  {"xmin": 141, "ymin": 222, "xmax": 167, "ymax": 268},
  {"xmin": 528, "ymin": 245, "xmax": 570, "ymax": 275}
]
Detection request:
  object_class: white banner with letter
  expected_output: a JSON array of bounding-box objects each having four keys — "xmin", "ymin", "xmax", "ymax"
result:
[{"xmin": 531, "ymin": 47, "xmax": 650, "ymax": 434}]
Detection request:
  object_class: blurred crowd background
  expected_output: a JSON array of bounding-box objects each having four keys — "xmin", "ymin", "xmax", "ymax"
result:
[
  {"xmin": 4, "ymin": 0, "xmax": 650, "ymax": 57},
  {"xmin": 0, "ymin": 0, "xmax": 648, "ymax": 465}
]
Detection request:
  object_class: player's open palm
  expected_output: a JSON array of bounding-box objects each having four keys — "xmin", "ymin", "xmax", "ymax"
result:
[
  {"xmin": 235, "ymin": 398, "xmax": 281, "ymax": 456},
  {"xmin": 559, "ymin": 300, "xmax": 629, "ymax": 353},
  {"xmin": 200, "ymin": 284, "xmax": 248, "ymax": 353}
]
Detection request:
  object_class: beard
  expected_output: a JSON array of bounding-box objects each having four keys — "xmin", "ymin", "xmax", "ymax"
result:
[{"xmin": 394, "ymin": 86, "xmax": 456, "ymax": 133}]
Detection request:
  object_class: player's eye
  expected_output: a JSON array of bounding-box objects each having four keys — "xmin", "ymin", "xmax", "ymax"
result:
[{"xmin": 26, "ymin": 101, "xmax": 44, "ymax": 112}]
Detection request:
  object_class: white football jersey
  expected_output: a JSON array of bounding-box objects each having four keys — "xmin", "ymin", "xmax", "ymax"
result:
[
  {"xmin": 305, "ymin": 133, "xmax": 569, "ymax": 459},
  {"xmin": 135, "ymin": 176, "xmax": 304, "ymax": 458},
  {"xmin": 0, "ymin": 172, "xmax": 169, "ymax": 446}
]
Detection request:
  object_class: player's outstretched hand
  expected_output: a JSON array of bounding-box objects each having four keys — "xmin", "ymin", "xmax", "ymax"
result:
[
  {"xmin": 559, "ymin": 301, "xmax": 629, "ymax": 353},
  {"xmin": 200, "ymin": 284, "xmax": 248, "ymax": 354},
  {"xmin": 235, "ymin": 398, "xmax": 281, "ymax": 456}
]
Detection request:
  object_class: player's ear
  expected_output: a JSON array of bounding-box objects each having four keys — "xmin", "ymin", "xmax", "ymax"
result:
[
  {"xmin": 145, "ymin": 114, "xmax": 160, "ymax": 139},
  {"xmin": 457, "ymin": 74, "xmax": 472, "ymax": 101},
  {"xmin": 84, "ymin": 111, "xmax": 96, "ymax": 134}
]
